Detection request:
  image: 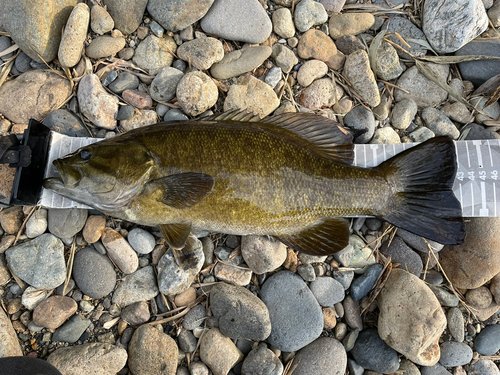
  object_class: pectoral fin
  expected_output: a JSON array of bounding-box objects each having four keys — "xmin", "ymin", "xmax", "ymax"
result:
[
  {"xmin": 277, "ymin": 218, "xmax": 350, "ymax": 255},
  {"xmin": 160, "ymin": 223, "xmax": 192, "ymax": 249},
  {"xmin": 149, "ymin": 172, "xmax": 215, "ymax": 209}
]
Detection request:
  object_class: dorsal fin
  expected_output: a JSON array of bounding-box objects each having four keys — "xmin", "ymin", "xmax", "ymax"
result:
[{"xmin": 204, "ymin": 110, "xmax": 354, "ymax": 165}]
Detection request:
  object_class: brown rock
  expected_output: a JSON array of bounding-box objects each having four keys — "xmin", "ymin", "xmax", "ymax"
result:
[
  {"xmin": 177, "ymin": 71, "xmax": 218, "ymax": 116},
  {"xmin": 0, "ymin": 307, "xmax": 23, "ymax": 356},
  {"xmin": 174, "ymin": 287, "xmax": 197, "ymax": 307},
  {"xmin": 214, "ymin": 263, "xmax": 252, "ymax": 286},
  {"xmin": 473, "ymin": 301, "xmax": 500, "ymax": 321},
  {"xmin": 377, "ymin": 269, "xmax": 446, "ymax": 366},
  {"xmin": 82, "ymin": 215, "xmax": 106, "ymax": 244},
  {"xmin": 102, "ymin": 0, "xmax": 148, "ymax": 34},
  {"xmin": 101, "ymin": 228, "xmax": 138, "ymax": 274},
  {"xmin": 121, "ymin": 301, "xmax": 150, "ymax": 325},
  {"xmin": 86, "ymin": 36, "xmax": 126, "ymax": 59},
  {"xmin": 344, "ymin": 50, "xmax": 380, "ymax": 107},
  {"xmin": 328, "ymin": 13, "xmax": 375, "ymax": 40},
  {"xmin": 200, "ymin": 328, "xmax": 243, "ymax": 375},
  {"xmin": 0, "ymin": 70, "xmax": 72, "ymax": 123},
  {"xmin": 33, "ymin": 295, "xmax": 78, "ymax": 329},
  {"xmin": 0, "ymin": 206, "xmax": 24, "ymax": 234},
  {"xmin": 440, "ymin": 218, "xmax": 500, "ymax": 289},
  {"xmin": 299, "ymin": 78, "xmax": 337, "ymax": 110},
  {"xmin": 490, "ymin": 272, "xmax": 500, "ymax": 304},
  {"xmin": 297, "ymin": 29, "xmax": 339, "ymax": 70},
  {"xmin": 323, "ymin": 307, "xmax": 337, "ymax": 330},
  {"xmin": 122, "ymin": 89, "xmax": 153, "ymax": 109},
  {"xmin": 0, "ymin": 254, "xmax": 11, "ymax": 285},
  {"xmin": 7, "ymin": 298, "xmax": 22, "ymax": 314},
  {"xmin": 466, "ymin": 286, "xmax": 493, "ymax": 309}
]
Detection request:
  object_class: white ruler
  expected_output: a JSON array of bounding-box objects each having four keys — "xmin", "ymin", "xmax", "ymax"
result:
[{"xmin": 40, "ymin": 132, "xmax": 500, "ymax": 217}]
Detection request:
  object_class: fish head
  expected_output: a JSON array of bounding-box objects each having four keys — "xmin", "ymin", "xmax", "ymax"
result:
[{"xmin": 44, "ymin": 141, "xmax": 155, "ymax": 209}]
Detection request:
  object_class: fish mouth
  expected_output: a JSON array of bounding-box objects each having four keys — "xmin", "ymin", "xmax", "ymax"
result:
[
  {"xmin": 52, "ymin": 159, "xmax": 81, "ymax": 188},
  {"xmin": 42, "ymin": 177, "xmax": 65, "ymax": 192}
]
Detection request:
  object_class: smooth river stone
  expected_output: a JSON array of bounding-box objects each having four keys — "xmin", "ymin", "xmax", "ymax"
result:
[
  {"xmin": 377, "ymin": 268, "xmax": 446, "ymax": 366},
  {"xmin": 0, "ymin": 307, "xmax": 23, "ymax": 356}
]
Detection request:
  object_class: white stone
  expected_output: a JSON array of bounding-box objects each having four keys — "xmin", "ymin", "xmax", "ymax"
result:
[{"xmin": 78, "ymin": 74, "xmax": 119, "ymax": 130}]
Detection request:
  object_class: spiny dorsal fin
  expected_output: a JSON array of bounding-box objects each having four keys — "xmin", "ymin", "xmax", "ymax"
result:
[{"xmin": 204, "ymin": 109, "xmax": 263, "ymax": 122}]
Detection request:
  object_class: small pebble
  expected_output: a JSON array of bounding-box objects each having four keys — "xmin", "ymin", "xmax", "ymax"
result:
[{"xmin": 127, "ymin": 228, "xmax": 156, "ymax": 254}]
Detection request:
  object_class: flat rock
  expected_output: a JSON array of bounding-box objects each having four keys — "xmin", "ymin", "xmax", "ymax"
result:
[
  {"xmin": 177, "ymin": 37, "xmax": 224, "ymax": 70},
  {"xmin": 380, "ymin": 237, "xmax": 423, "ymax": 276},
  {"xmin": 78, "ymin": 74, "xmax": 119, "ymax": 129},
  {"xmin": 383, "ymin": 17, "xmax": 427, "ymax": 59},
  {"xmin": 439, "ymin": 341, "xmax": 473, "ymax": 367},
  {"xmin": 241, "ymin": 344, "xmax": 283, "ymax": 375},
  {"xmin": 86, "ymin": 36, "xmax": 126, "ymax": 59},
  {"xmin": 112, "ymin": 266, "xmax": 159, "ymax": 307},
  {"xmin": 48, "ymin": 208, "xmax": 87, "ymax": 239},
  {"xmin": 210, "ymin": 282, "xmax": 271, "ymax": 341},
  {"xmin": 351, "ymin": 328, "xmax": 400, "ymax": 373},
  {"xmin": 43, "ymin": 109, "xmax": 89, "ymax": 137},
  {"xmin": 422, "ymin": 107, "xmax": 460, "ymax": 139},
  {"xmin": 6, "ymin": 233, "xmax": 66, "ymax": 289},
  {"xmin": 375, "ymin": 41, "xmax": 403, "ymax": 81},
  {"xmin": 148, "ymin": 0, "xmax": 214, "ymax": 32},
  {"xmin": 102, "ymin": 0, "xmax": 148, "ymax": 34},
  {"xmin": 52, "ymin": 314, "xmax": 91, "ymax": 343},
  {"xmin": 47, "ymin": 342, "xmax": 127, "ymax": 375},
  {"xmin": 224, "ymin": 75, "xmax": 280, "ymax": 117},
  {"xmin": 177, "ymin": 71, "xmax": 218, "ymax": 116},
  {"xmin": 297, "ymin": 60, "xmax": 328, "ymax": 87},
  {"xmin": 90, "ymin": 5, "xmax": 114, "ymax": 35},
  {"xmin": 211, "ymin": 46, "xmax": 272, "ymax": 80},
  {"xmin": 241, "ymin": 235, "xmax": 287, "ymax": 274},
  {"xmin": 0, "ymin": 206, "xmax": 23, "ymax": 234},
  {"xmin": 128, "ymin": 325, "xmax": 178, "ymax": 375},
  {"xmin": 127, "ymin": 228, "xmax": 156, "ymax": 255},
  {"xmin": 271, "ymin": 44, "xmax": 298, "ymax": 73},
  {"xmin": 291, "ymin": 337, "xmax": 347, "ymax": 375},
  {"xmin": 120, "ymin": 109, "xmax": 158, "ymax": 131},
  {"xmin": 423, "ymin": 0, "xmax": 488, "ymax": 54},
  {"xmin": 199, "ymin": 328, "xmax": 243, "ymax": 375},
  {"xmin": 0, "ymin": 255, "xmax": 10, "ymax": 286},
  {"xmin": 73, "ymin": 247, "xmax": 116, "ymax": 299},
  {"xmin": 82, "ymin": 215, "xmax": 106, "ymax": 244},
  {"xmin": 3, "ymin": 0, "xmax": 76, "ymax": 63},
  {"xmin": 33, "ymin": 295, "xmax": 77, "ymax": 329},
  {"xmin": 58, "ymin": 3, "xmax": 90, "ymax": 68},
  {"xmin": 0, "ymin": 70, "xmax": 72, "ymax": 123},
  {"xmin": 344, "ymin": 50, "xmax": 380, "ymax": 107},
  {"xmin": 22, "ymin": 286, "xmax": 51, "ymax": 310},
  {"xmin": 183, "ymin": 304, "xmax": 206, "ymax": 330},
  {"xmin": 394, "ymin": 63, "xmax": 450, "ymax": 108},
  {"xmin": 200, "ymin": 0, "xmax": 272, "ymax": 44},
  {"xmin": 309, "ymin": 276, "xmax": 345, "ymax": 307},
  {"xmin": 108, "ymin": 71, "xmax": 140, "ymax": 94},
  {"xmin": 329, "ymin": 13, "xmax": 375, "ymax": 40},
  {"xmin": 132, "ymin": 35, "xmax": 177, "ymax": 75},
  {"xmin": 0, "ymin": 307, "xmax": 23, "ymax": 356},
  {"xmin": 475, "ymin": 324, "xmax": 500, "ymax": 355},
  {"xmin": 440, "ymin": 218, "xmax": 500, "ymax": 289},
  {"xmin": 297, "ymin": 29, "xmax": 340, "ymax": 70},
  {"xmin": 260, "ymin": 271, "xmax": 323, "ymax": 352},
  {"xmin": 377, "ymin": 269, "xmax": 446, "ymax": 366},
  {"xmin": 456, "ymin": 40, "xmax": 500, "ymax": 87},
  {"xmin": 101, "ymin": 228, "xmax": 138, "ymax": 274},
  {"xmin": 392, "ymin": 98, "xmax": 418, "ymax": 130}
]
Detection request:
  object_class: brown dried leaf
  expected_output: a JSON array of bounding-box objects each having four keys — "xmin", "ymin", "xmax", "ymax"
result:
[
  {"xmin": 473, "ymin": 73, "xmax": 500, "ymax": 96},
  {"xmin": 419, "ymin": 55, "xmax": 500, "ymax": 64},
  {"xmin": 368, "ymin": 29, "xmax": 387, "ymax": 76},
  {"xmin": 485, "ymin": 84, "xmax": 500, "ymax": 108}
]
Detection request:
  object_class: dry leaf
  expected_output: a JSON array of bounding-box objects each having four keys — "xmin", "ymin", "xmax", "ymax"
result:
[
  {"xmin": 419, "ymin": 55, "xmax": 500, "ymax": 64},
  {"xmin": 103, "ymin": 316, "xmax": 120, "ymax": 329},
  {"xmin": 368, "ymin": 29, "xmax": 387, "ymax": 76},
  {"xmin": 473, "ymin": 73, "xmax": 500, "ymax": 96}
]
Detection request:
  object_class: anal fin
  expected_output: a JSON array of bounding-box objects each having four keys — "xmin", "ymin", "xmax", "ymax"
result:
[{"xmin": 277, "ymin": 218, "xmax": 350, "ymax": 256}]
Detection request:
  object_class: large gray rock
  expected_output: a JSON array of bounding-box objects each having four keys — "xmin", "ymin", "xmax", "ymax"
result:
[
  {"xmin": 48, "ymin": 208, "xmax": 87, "ymax": 239},
  {"xmin": 260, "ymin": 271, "xmax": 323, "ymax": 352},
  {"xmin": 456, "ymin": 40, "xmax": 500, "ymax": 87},
  {"xmin": 210, "ymin": 283, "xmax": 271, "ymax": 341},
  {"xmin": 423, "ymin": 0, "xmax": 488, "ymax": 54},
  {"xmin": 291, "ymin": 337, "xmax": 347, "ymax": 375},
  {"xmin": 73, "ymin": 247, "xmax": 116, "ymax": 299},
  {"xmin": 6, "ymin": 234, "xmax": 66, "ymax": 289},
  {"xmin": 112, "ymin": 266, "xmax": 159, "ymax": 307},
  {"xmin": 132, "ymin": 35, "xmax": 177, "ymax": 75},
  {"xmin": 2, "ymin": 0, "xmax": 76, "ymax": 63},
  {"xmin": 102, "ymin": 0, "xmax": 147, "ymax": 34},
  {"xmin": 383, "ymin": 17, "xmax": 427, "ymax": 59},
  {"xmin": 148, "ymin": 0, "xmax": 214, "ymax": 32}
]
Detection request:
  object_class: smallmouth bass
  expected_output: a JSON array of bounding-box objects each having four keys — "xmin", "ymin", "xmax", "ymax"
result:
[{"xmin": 44, "ymin": 112, "xmax": 465, "ymax": 258}]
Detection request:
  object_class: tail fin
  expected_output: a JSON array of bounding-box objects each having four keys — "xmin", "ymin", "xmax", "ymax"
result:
[{"xmin": 378, "ymin": 137, "xmax": 465, "ymax": 245}]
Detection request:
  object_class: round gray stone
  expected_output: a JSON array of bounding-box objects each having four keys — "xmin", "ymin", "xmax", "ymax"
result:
[
  {"xmin": 351, "ymin": 328, "xmax": 399, "ymax": 373},
  {"xmin": 241, "ymin": 344, "xmax": 283, "ymax": 375},
  {"xmin": 469, "ymin": 359, "xmax": 500, "ymax": 375},
  {"xmin": 112, "ymin": 266, "xmax": 159, "ymax": 307},
  {"xmin": 475, "ymin": 324, "xmax": 500, "ymax": 355},
  {"xmin": 48, "ymin": 208, "xmax": 88, "ymax": 239},
  {"xmin": 349, "ymin": 264, "xmax": 384, "ymax": 301},
  {"xmin": 108, "ymin": 71, "xmax": 139, "ymax": 94},
  {"xmin": 149, "ymin": 67, "xmax": 184, "ymax": 103},
  {"xmin": 183, "ymin": 304, "xmax": 206, "ymax": 330},
  {"xmin": 127, "ymin": 228, "xmax": 156, "ymax": 255},
  {"xmin": 73, "ymin": 247, "xmax": 116, "ymax": 299},
  {"xmin": 291, "ymin": 337, "xmax": 347, "ymax": 375},
  {"xmin": 309, "ymin": 276, "xmax": 345, "ymax": 307},
  {"xmin": 439, "ymin": 341, "xmax": 473, "ymax": 367}
]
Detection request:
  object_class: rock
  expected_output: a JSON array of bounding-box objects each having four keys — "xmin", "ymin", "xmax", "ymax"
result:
[
  {"xmin": 214, "ymin": 262, "xmax": 253, "ymax": 286},
  {"xmin": 3, "ymin": 0, "xmax": 77, "ymax": 63},
  {"xmin": 32, "ymin": 295, "xmax": 77, "ymax": 329},
  {"xmin": 297, "ymin": 29, "xmax": 340, "ymax": 70},
  {"xmin": 78, "ymin": 74, "xmax": 119, "ymax": 129},
  {"xmin": 22, "ymin": 286, "xmax": 51, "ymax": 310},
  {"xmin": 447, "ymin": 307, "xmax": 465, "ymax": 342},
  {"xmin": 211, "ymin": 46, "xmax": 272, "ymax": 80},
  {"xmin": 6, "ymin": 234, "xmax": 66, "ymax": 289},
  {"xmin": 241, "ymin": 344, "xmax": 283, "ymax": 375},
  {"xmin": 469, "ymin": 359, "xmax": 500, "ymax": 375},
  {"xmin": 344, "ymin": 50, "xmax": 380, "ymax": 107},
  {"xmin": 73, "ymin": 247, "xmax": 116, "ymax": 299},
  {"xmin": 132, "ymin": 35, "xmax": 177, "ymax": 75},
  {"xmin": 178, "ymin": 329, "xmax": 197, "ymax": 353},
  {"xmin": 297, "ymin": 60, "xmax": 328, "ymax": 87},
  {"xmin": 82, "ymin": 215, "xmax": 106, "ymax": 244},
  {"xmin": 423, "ymin": 0, "xmax": 488, "ymax": 54},
  {"xmin": 147, "ymin": 0, "xmax": 213, "ymax": 32},
  {"xmin": 90, "ymin": 5, "xmax": 114, "ymax": 35},
  {"xmin": 291, "ymin": 337, "xmax": 347, "ymax": 375},
  {"xmin": 86, "ymin": 36, "xmax": 126, "ymax": 59},
  {"xmin": 0, "ymin": 357, "xmax": 63, "ymax": 375},
  {"xmin": 0, "ymin": 307, "xmax": 23, "ymax": 356},
  {"xmin": 101, "ymin": 228, "xmax": 138, "ymax": 274},
  {"xmin": 127, "ymin": 228, "xmax": 155, "ymax": 255},
  {"xmin": 392, "ymin": 98, "xmax": 418, "ymax": 130},
  {"xmin": 200, "ymin": 328, "xmax": 243, "ymax": 375},
  {"xmin": 466, "ymin": 286, "xmax": 493, "ymax": 308},
  {"xmin": 309, "ymin": 277, "xmax": 345, "ymax": 307},
  {"xmin": 58, "ymin": 3, "xmax": 90, "ymax": 68},
  {"xmin": 52, "ymin": 314, "xmax": 91, "ymax": 343},
  {"xmin": 318, "ymin": 0, "xmax": 345, "ymax": 11},
  {"xmin": 150, "ymin": 67, "xmax": 184, "ymax": 103},
  {"xmin": 158, "ymin": 238, "xmax": 204, "ymax": 295},
  {"xmin": 395, "ymin": 64, "xmax": 450, "ymax": 107},
  {"xmin": 102, "ymin": 0, "xmax": 148, "ymax": 34},
  {"xmin": 240, "ymin": 235, "xmax": 286, "ymax": 274},
  {"xmin": 47, "ymin": 342, "xmax": 127, "ymax": 375},
  {"xmin": 335, "ymin": 35, "xmax": 366, "ymax": 55},
  {"xmin": 200, "ymin": 0, "xmax": 272, "ymax": 44},
  {"xmin": 380, "ymin": 237, "xmax": 423, "ymax": 276},
  {"xmin": 177, "ymin": 37, "xmax": 224, "ymax": 70},
  {"xmin": 371, "ymin": 127, "xmax": 400, "ymax": 144},
  {"xmin": 0, "ymin": 255, "xmax": 10, "ymax": 286},
  {"xmin": 177, "ymin": 71, "xmax": 218, "ymax": 116},
  {"xmin": 375, "ymin": 42, "xmax": 403, "ymax": 80},
  {"xmin": 350, "ymin": 264, "xmax": 384, "ymax": 301},
  {"xmin": 0, "ymin": 70, "xmax": 72, "ymax": 123},
  {"xmin": 112, "ymin": 266, "xmax": 159, "ymax": 307},
  {"xmin": 410, "ymin": 127, "xmax": 435, "ymax": 142},
  {"xmin": 491, "ymin": 273, "xmax": 500, "ymax": 304},
  {"xmin": 475, "ymin": 324, "xmax": 500, "ymax": 355},
  {"xmin": 351, "ymin": 328, "xmax": 400, "ymax": 373},
  {"xmin": 175, "ymin": 287, "xmax": 197, "ymax": 307},
  {"xmin": 470, "ymin": 96, "xmax": 500, "ymax": 124},
  {"xmin": 120, "ymin": 109, "xmax": 158, "ymax": 131},
  {"xmin": 329, "ymin": 13, "xmax": 374, "ymax": 40},
  {"xmin": 396, "ymin": 228, "xmax": 444, "ymax": 253},
  {"xmin": 48, "ymin": 208, "xmax": 87, "ymax": 239},
  {"xmin": 299, "ymin": 78, "xmax": 337, "ymax": 110},
  {"xmin": 43, "ymin": 109, "xmax": 89, "ymax": 137},
  {"xmin": 122, "ymin": 89, "xmax": 152, "ymax": 109},
  {"xmin": 271, "ymin": 44, "xmax": 298, "ymax": 74},
  {"xmin": 344, "ymin": 105, "xmax": 375, "ymax": 144},
  {"xmin": 273, "ymin": 8, "xmax": 295, "ymax": 38},
  {"xmin": 183, "ymin": 304, "xmax": 206, "ymax": 330},
  {"xmin": 490, "ymin": 0, "xmax": 500, "ymax": 26},
  {"xmin": 427, "ymin": 285, "xmax": 459, "ymax": 307},
  {"xmin": 456, "ymin": 40, "xmax": 500, "ymax": 87},
  {"xmin": 439, "ymin": 341, "xmax": 473, "ymax": 367},
  {"xmin": 442, "ymin": 102, "xmax": 474, "ymax": 124},
  {"xmin": 128, "ymin": 324, "xmax": 178, "ymax": 374},
  {"xmin": 210, "ymin": 283, "xmax": 271, "ymax": 341},
  {"xmin": 224, "ymin": 75, "xmax": 280, "ymax": 117},
  {"xmin": 420, "ymin": 364, "xmax": 452, "ymax": 375},
  {"xmin": 440, "ymin": 218, "xmax": 500, "ymax": 289},
  {"xmin": 265, "ymin": 67, "xmax": 282, "ymax": 89},
  {"xmin": 108, "ymin": 71, "xmax": 140, "ymax": 94},
  {"xmin": 421, "ymin": 107, "xmax": 460, "ymax": 139},
  {"xmin": 383, "ymin": 17, "xmax": 427, "ymax": 59},
  {"xmin": 294, "ymin": 0, "xmax": 328, "ymax": 32},
  {"xmin": 378, "ymin": 269, "xmax": 446, "ymax": 366},
  {"xmin": 0, "ymin": 206, "xmax": 23, "ymax": 234},
  {"xmin": 260, "ymin": 271, "xmax": 323, "ymax": 352}
]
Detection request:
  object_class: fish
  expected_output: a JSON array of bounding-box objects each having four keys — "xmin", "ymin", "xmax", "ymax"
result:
[{"xmin": 43, "ymin": 111, "xmax": 465, "ymax": 263}]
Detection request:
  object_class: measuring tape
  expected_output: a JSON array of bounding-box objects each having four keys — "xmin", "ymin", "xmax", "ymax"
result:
[{"xmin": 40, "ymin": 132, "xmax": 500, "ymax": 217}]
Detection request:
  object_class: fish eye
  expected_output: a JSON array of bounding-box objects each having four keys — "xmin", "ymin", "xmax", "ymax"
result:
[{"xmin": 79, "ymin": 150, "xmax": 92, "ymax": 160}]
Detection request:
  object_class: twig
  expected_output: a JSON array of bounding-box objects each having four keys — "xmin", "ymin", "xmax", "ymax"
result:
[{"xmin": 12, "ymin": 206, "xmax": 36, "ymax": 247}]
